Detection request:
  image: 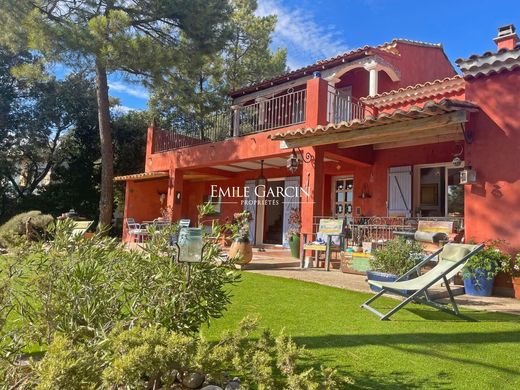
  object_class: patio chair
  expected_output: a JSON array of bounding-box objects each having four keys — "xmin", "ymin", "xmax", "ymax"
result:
[
  {"xmin": 71, "ymin": 220, "xmax": 94, "ymax": 238},
  {"xmin": 361, "ymin": 243, "xmax": 484, "ymax": 320},
  {"xmin": 300, "ymin": 219, "xmax": 345, "ymax": 271},
  {"xmin": 126, "ymin": 218, "xmax": 148, "ymax": 243}
]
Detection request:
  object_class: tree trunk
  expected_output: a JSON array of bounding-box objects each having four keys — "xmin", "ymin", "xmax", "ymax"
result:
[{"xmin": 95, "ymin": 59, "xmax": 114, "ymax": 230}]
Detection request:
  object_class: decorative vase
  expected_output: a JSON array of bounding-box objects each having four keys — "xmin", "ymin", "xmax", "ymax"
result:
[
  {"xmin": 288, "ymin": 234, "xmax": 300, "ymax": 258},
  {"xmin": 512, "ymin": 277, "xmax": 520, "ymax": 300},
  {"xmin": 229, "ymin": 238, "xmax": 253, "ymax": 265},
  {"xmin": 463, "ymin": 269, "xmax": 495, "ymax": 297}
]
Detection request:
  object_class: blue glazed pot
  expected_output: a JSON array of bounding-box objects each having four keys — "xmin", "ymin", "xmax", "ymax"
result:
[
  {"xmin": 366, "ymin": 270, "xmax": 409, "ymax": 295},
  {"xmin": 463, "ymin": 269, "xmax": 495, "ymax": 296}
]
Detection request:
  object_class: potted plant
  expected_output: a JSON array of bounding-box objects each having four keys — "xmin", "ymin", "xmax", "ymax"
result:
[
  {"xmin": 286, "ymin": 208, "xmax": 301, "ymax": 258},
  {"xmin": 461, "ymin": 241, "xmax": 511, "ymax": 297},
  {"xmin": 228, "ymin": 211, "xmax": 253, "ymax": 265},
  {"xmin": 367, "ymin": 237, "xmax": 423, "ymax": 294},
  {"xmin": 512, "ymin": 253, "xmax": 520, "ymax": 299}
]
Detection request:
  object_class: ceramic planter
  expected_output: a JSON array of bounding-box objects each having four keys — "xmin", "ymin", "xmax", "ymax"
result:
[
  {"xmin": 512, "ymin": 277, "xmax": 520, "ymax": 299},
  {"xmin": 366, "ymin": 270, "xmax": 409, "ymax": 295},
  {"xmin": 288, "ymin": 234, "xmax": 300, "ymax": 258},
  {"xmin": 228, "ymin": 238, "xmax": 253, "ymax": 265},
  {"xmin": 463, "ymin": 269, "xmax": 495, "ymax": 296}
]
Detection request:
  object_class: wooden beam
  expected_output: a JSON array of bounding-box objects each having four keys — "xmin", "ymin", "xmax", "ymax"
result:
[
  {"xmin": 373, "ymin": 132, "xmax": 464, "ymax": 150},
  {"xmin": 279, "ymin": 111, "xmax": 468, "ymax": 149},
  {"xmin": 340, "ymin": 124, "xmax": 462, "ymax": 149}
]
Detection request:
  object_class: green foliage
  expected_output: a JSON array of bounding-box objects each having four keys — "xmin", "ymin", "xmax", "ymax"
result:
[
  {"xmin": 0, "ymin": 210, "xmax": 53, "ymax": 248},
  {"xmin": 27, "ymin": 317, "xmax": 349, "ymax": 389},
  {"xmin": 461, "ymin": 240, "xmax": 512, "ymax": 281},
  {"xmin": 197, "ymin": 201, "xmax": 217, "ymax": 227},
  {"xmin": 370, "ymin": 237, "xmax": 423, "ymax": 276},
  {"xmin": 150, "ymin": 0, "xmax": 287, "ymax": 132},
  {"xmin": 35, "ymin": 334, "xmax": 103, "ymax": 390},
  {"xmin": 1, "ymin": 220, "xmax": 239, "ymax": 352}
]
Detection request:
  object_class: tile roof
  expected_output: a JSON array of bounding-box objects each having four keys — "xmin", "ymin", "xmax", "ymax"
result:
[
  {"xmin": 360, "ymin": 76, "xmax": 465, "ymax": 108},
  {"xmin": 230, "ymin": 39, "xmax": 443, "ymax": 98},
  {"xmin": 269, "ymin": 99, "xmax": 478, "ymax": 141},
  {"xmin": 114, "ymin": 171, "xmax": 169, "ymax": 182},
  {"xmin": 456, "ymin": 43, "xmax": 520, "ymax": 78}
]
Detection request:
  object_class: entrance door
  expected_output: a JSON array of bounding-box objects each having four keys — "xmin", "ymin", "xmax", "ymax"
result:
[
  {"xmin": 332, "ymin": 176, "xmax": 354, "ymax": 224},
  {"xmin": 282, "ymin": 176, "xmax": 300, "ymax": 247},
  {"xmin": 263, "ymin": 180, "xmax": 285, "ymax": 245}
]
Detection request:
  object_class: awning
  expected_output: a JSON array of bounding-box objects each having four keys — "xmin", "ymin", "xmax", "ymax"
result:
[
  {"xmin": 114, "ymin": 171, "xmax": 169, "ymax": 182},
  {"xmin": 269, "ymin": 99, "xmax": 479, "ymax": 149}
]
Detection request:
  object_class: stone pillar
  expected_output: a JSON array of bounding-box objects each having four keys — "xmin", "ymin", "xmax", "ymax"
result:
[
  {"xmin": 300, "ymin": 147, "xmax": 325, "ymax": 235},
  {"xmin": 305, "ymin": 77, "xmax": 329, "ymax": 127},
  {"xmin": 167, "ymin": 168, "xmax": 184, "ymax": 221}
]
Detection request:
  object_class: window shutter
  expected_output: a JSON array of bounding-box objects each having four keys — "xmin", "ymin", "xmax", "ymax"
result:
[
  {"xmin": 244, "ymin": 180, "xmax": 257, "ymax": 243},
  {"xmin": 282, "ymin": 177, "xmax": 300, "ymax": 247},
  {"xmin": 388, "ymin": 166, "xmax": 412, "ymax": 217}
]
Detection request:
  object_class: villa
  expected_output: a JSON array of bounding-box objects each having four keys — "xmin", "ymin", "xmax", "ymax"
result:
[{"xmin": 116, "ymin": 25, "xmax": 520, "ymax": 294}]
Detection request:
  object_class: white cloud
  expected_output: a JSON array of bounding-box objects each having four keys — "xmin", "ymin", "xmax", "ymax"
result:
[
  {"xmin": 109, "ymin": 81, "xmax": 149, "ymax": 100},
  {"xmin": 256, "ymin": 0, "xmax": 348, "ymax": 69},
  {"xmin": 111, "ymin": 105, "xmax": 136, "ymax": 114}
]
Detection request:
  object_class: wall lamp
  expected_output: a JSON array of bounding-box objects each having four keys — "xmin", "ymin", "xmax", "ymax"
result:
[{"xmin": 287, "ymin": 148, "xmax": 315, "ymax": 173}]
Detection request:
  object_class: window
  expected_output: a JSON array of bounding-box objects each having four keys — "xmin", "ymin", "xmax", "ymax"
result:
[
  {"xmin": 203, "ymin": 195, "xmax": 222, "ymax": 214},
  {"xmin": 332, "ymin": 176, "xmax": 354, "ymax": 224},
  {"xmin": 414, "ymin": 164, "xmax": 464, "ymax": 217}
]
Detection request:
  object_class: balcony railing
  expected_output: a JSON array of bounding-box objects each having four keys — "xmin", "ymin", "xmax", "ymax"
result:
[
  {"xmin": 327, "ymin": 91, "xmax": 366, "ymax": 124},
  {"xmin": 152, "ymin": 89, "xmax": 307, "ymax": 153}
]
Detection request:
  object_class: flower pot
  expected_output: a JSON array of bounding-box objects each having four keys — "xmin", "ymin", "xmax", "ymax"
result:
[
  {"xmin": 228, "ymin": 238, "xmax": 253, "ymax": 265},
  {"xmin": 512, "ymin": 277, "xmax": 520, "ymax": 300},
  {"xmin": 288, "ymin": 234, "xmax": 300, "ymax": 258},
  {"xmin": 366, "ymin": 270, "xmax": 409, "ymax": 295},
  {"xmin": 463, "ymin": 269, "xmax": 495, "ymax": 296}
]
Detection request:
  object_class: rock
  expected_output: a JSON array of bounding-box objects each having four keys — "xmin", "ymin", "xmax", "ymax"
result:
[
  {"xmin": 201, "ymin": 386, "xmax": 223, "ymax": 390},
  {"xmin": 182, "ymin": 372, "xmax": 205, "ymax": 389},
  {"xmin": 225, "ymin": 379, "xmax": 240, "ymax": 390}
]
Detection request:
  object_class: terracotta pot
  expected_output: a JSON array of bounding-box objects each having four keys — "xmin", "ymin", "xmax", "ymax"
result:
[
  {"xmin": 228, "ymin": 238, "xmax": 253, "ymax": 265},
  {"xmin": 512, "ymin": 277, "xmax": 520, "ymax": 300}
]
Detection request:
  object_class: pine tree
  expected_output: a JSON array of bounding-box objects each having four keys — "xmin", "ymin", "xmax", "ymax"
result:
[{"xmin": 0, "ymin": 0, "xmax": 231, "ymax": 228}]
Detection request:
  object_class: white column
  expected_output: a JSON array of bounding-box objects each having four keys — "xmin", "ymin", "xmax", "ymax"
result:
[{"xmin": 364, "ymin": 61, "xmax": 380, "ymax": 97}]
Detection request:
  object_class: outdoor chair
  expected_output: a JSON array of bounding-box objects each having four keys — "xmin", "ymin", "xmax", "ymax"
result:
[
  {"xmin": 126, "ymin": 218, "xmax": 148, "ymax": 243},
  {"xmin": 300, "ymin": 219, "xmax": 345, "ymax": 271},
  {"xmin": 361, "ymin": 243, "xmax": 484, "ymax": 320},
  {"xmin": 71, "ymin": 220, "xmax": 94, "ymax": 238}
]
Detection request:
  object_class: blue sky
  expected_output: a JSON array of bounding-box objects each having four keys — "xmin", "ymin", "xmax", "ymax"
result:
[{"xmin": 103, "ymin": 0, "xmax": 520, "ymax": 111}]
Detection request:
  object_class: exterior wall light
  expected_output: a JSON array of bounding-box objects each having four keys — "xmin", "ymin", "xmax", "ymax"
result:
[{"xmin": 286, "ymin": 148, "xmax": 316, "ymax": 174}]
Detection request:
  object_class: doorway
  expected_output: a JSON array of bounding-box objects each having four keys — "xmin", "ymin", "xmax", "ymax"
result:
[{"xmin": 263, "ymin": 180, "xmax": 285, "ymax": 244}]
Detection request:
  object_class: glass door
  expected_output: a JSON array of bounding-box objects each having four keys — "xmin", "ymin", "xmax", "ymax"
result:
[{"xmin": 333, "ymin": 176, "xmax": 354, "ymax": 224}]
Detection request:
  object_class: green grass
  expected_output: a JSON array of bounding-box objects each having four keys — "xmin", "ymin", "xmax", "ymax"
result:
[{"xmin": 202, "ymin": 272, "xmax": 520, "ymax": 389}]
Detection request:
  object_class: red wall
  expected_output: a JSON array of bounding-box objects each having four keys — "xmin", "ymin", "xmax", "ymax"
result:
[{"xmin": 464, "ymin": 71, "xmax": 520, "ymax": 251}]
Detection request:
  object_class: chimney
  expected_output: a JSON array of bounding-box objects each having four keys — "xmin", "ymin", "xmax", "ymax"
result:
[{"xmin": 493, "ymin": 24, "xmax": 519, "ymax": 50}]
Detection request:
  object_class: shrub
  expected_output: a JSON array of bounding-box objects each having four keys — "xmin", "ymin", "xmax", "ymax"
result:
[
  {"xmin": 1, "ymin": 220, "xmax": 239, "ymax": 349},
  {"xmin": 0, "ymin": 210, "xmax": 53, "ymax": 248},
  {"xmin": 461, "ymin": 240, "xmax": 511, "ymax": 282},
  {"xmin": 28, "ymin": 317, "xmax": 351, "ymax": 389},
  {"xmin": 370, "ymin": 237, "xmax": 423, "ymax": 276}
]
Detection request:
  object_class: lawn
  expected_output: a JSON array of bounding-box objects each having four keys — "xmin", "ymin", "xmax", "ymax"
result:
[{"xmin": 202, "ymin": 272, "xmax": 520, "ymax": 389}]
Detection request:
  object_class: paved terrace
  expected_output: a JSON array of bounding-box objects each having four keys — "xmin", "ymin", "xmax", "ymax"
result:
[{"xmin": 243, "ymin": 248, "xmax": 520, "ymax": 316}]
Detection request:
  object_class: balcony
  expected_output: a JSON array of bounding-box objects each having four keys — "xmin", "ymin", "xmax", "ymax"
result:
[{"xmin": 151, "ymin": 81, "xmax": 368, "ymax": 154}]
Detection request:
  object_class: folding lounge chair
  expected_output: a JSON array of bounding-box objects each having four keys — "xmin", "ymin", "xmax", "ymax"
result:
[
  {"xmin": 361, "ymin": 243, "xmax": 484, "ymax": 320},
  {"xmin": 71, "ymin": 220, "xmax": 94, "ymax": 238}
]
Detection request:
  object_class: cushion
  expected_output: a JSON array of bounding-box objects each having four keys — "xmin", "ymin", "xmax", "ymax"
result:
[
  {"xmin": 440, "ymin": 245, "xmax": 471, "ymax": 263},
  {"xmin": 414, "ymin": 230, "xmax": 448, "ymax": 243}
]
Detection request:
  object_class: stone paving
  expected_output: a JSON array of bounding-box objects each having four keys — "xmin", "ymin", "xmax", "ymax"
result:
[{"xmin": 243, "ymin": 248, "xmax": 520, "ymax": 316}]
